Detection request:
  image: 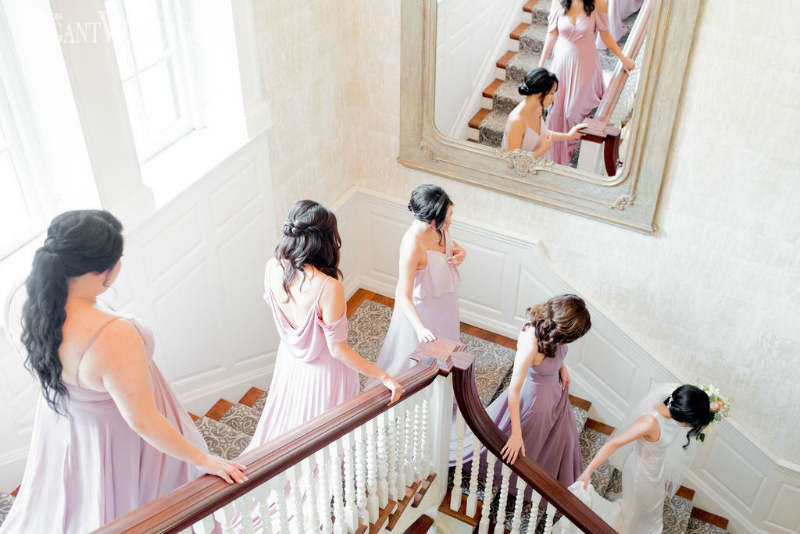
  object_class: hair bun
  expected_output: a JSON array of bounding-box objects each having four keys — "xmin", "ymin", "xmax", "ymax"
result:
[{"xmin": 519, "ymin": 81, "xmax": 532, "ymax": 95}]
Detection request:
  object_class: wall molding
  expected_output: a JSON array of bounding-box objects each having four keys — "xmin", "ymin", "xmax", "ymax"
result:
[{"xmin": 333, "ymin": 186, "xmax": 798, "ymax": 534}]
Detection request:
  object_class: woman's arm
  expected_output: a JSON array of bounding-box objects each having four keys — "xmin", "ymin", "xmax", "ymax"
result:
[
  {"xmin": 448, "ymin": 240, "xmax": 466, "ymax": 267},
  {"xmin": 577, "ymin": 414, "xmax": 658, "ymax": 488},
  {"xmin": 596, "ymin": 0, "xmax": 634, "ymax": 70},
  {"xmin": 395, "ymin": 236, "xmax": 434, "ymax": 342},
  {"xmin": 548, "ymin": 122, "xmax": 589, "ymax": 142},
  {"xmin": 500, "ymin": 329, "xmax": 540, "ymax": 464},
  {"xmin": 504, "ymin": 119, "xmax": 526, "ymax": 152},
  {"xmin": 538, "ymin": 29, "xmax": 558, "ymax": 67},
  {"xmin": 320, "ymin": 280, "xmax": 404, "ymax": 404},
  {"xmin": 96, "ymin": 323, "xmax": 246, "ymax": 483}
]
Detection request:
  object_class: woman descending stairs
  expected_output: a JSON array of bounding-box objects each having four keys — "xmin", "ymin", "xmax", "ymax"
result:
[{"xmin": 0, "ymin": 290, "xmax": 732, "ymax": 533}]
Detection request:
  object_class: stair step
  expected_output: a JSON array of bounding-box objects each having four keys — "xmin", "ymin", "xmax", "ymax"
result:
[
  {"xmin": 482, "ymin": 79, "xmax": 504, "ymax": 99},
  {"xmin": 205, "ymin": 398, "xmax": 235, "ymax": 420},
  {"xmin": 468, "ymin": 108, "xmax": 491, "ymax": 130},
  {"xmin": 524, "ymin": 0, "xmax": 552, "ymax": 26},
  {"xmin": 0, "ymin": 492, "xmax": 14, "ymax": 528},
  {"xmin": 505, "ymin": 51, "xmax": 540, "ymax": 83},
  {"xmin": 663, "ymin": 493, "xmax": 693, "ymax": 534},
  {"xmin": 438, "ymin": 490, "xmax": 481, "ymax": 526},
  {"xmin": 218, "ymin": 403, "xmax": 261, "ymax": 436},
  {"xmin": 477, "ymin": 111, "xmax": 507, "ymax": 148},
  {"xmin": 491, "ymin": 81, "xmax": 525, "ymax": 115},
  {"xmin": 194, "ymin": 416, "xmax": 250, "ymax": 460},
  {"xmin": 496, "ymin": 50, "xmax": 516, "ymax": 70},
  {"xmin": 584, "ymin": 418, "xmax": 615, "ymax": 435},
  {"xmin": 690, "ymin": 507, "xmax": 729, "ymax": 531},
  {"xmin": 387, "ymin": 480, "xmax": 423, "ymax": 530},
  {"xmin": 568, "ymin": 394, "xmax": 591, "ymax": 411},
  {"xmin": 401, "ymin": 514, "xmax": 434, "ymax": 534},
  {"xmin": 579, "ymin": 426, "xmax": 615, "ymax": 496},
  {"xmin": 686, "ymin": 515, "xmax": 728, "ymax": 533},
  {"xmin": 238, "ymin": 386, "xmax": 266, "ymax": 407},
  {"xmin": 519, "ymin": 24, "xmax": 549, "ymax": 55},
  {"xmin": 510, "ymin": 22, "xmax": 530, "ymax": 41}
]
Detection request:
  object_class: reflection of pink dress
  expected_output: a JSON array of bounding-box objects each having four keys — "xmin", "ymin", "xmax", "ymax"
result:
[
  {"xmin": 546, "ymin": 7, "xmax": 609, "ymax": 164},
  {"xmin": 244, "ymin": 271, "xmax": 359, "ymax": 451},
  {"xmin": 374, "ymin": 231, "xmax": 461, "ymax": 377},
  {"xmin": 0, "ymin": 317, "xmax": 207, "ymax": 533}
]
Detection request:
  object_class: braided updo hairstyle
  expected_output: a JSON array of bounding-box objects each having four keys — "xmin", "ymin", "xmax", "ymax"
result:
[
  {"xmin": 408, "ymin": 184, "xmax": 453, "ymax": 246},
  {"xmin": 21, "ymin": 210, "xmax": 124, "ymax": 413},
  {"xmin": 664, "ymin": 385, "xmax": 714, "ymax": 448},
  {"xmin": 522, "ymin": 294, "xmax": 591, "ymax": 358},
  {"xmin": 277, "ymin": 200, "xmax": 343, "ymax": 300}
]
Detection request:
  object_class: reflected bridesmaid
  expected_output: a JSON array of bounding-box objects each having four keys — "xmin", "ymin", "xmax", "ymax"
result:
[
  {"xmin": 1, "ymin": 211, "xmax": 244, "ymax": 534},
  {"xmin": 373, "ymin": 185, "xmax": 464, "ymax": 378}
]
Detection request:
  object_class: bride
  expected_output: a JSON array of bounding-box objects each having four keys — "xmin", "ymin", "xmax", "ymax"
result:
[{"xmin": 564, "ymin": 384, "xmax": 720, "ymax": 533}]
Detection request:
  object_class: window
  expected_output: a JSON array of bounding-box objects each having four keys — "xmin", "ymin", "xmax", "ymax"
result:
[{"xmin": 105, "ymin": 0, "xmax": 198, "ymax": 162}]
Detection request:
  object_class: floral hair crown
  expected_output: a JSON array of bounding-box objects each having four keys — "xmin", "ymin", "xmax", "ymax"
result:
[{"xmin": 696, "ymin": 381, "xmax": 731, "ymax": 442}]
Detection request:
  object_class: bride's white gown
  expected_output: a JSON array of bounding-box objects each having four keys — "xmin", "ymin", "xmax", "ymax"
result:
[{"xmin": 565, "ymin": 410, "xmax": 683, "ymax": 533}]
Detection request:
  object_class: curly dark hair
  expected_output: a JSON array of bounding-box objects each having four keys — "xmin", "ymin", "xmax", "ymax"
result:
[
  {"xmin": 665, "ymin": 385, "xmax": 714, "ymax": 448},
  {"xmin": 522, "ymin": 294, "xmax": 591, "ymax": 358}
]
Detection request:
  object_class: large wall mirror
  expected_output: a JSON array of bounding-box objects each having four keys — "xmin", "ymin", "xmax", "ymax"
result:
[{"xmin": 399, "ymin": 0, "xmax": 700, "ymax": 232}]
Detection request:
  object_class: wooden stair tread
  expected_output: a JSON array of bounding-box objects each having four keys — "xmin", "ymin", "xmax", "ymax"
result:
[
  {"xmin": 497, "ymin": 50, "xmax": 516, "ymax": 69},
  {"xmin": 523, "ymin": 0, "xmax": 538, "ymax": 12},
  {"xmin": 205, "ymin": 398, "xmax": 234, "ymax": 420},
  {"xmin": 510, "ymin": 22, "xmax": 530, "ymax": 40},
  {"xmin": 188, "ymin": 412, "xmax": 199, "ymax": 422},
  {"xmin": 412, "ymin": 474, "xmax": 436, "ymax": 507},
  {"xmin": 369, "ymin": 500, "xmax": 398, "ymax": 534},
  {"xmin": 438, "ymin": 491, "xmax": 481, "ymax": 527},
  {"xmin": 690, "ymin": 507, "xmax": 729, "ymax": 530},
  {"xmin": 568, "ymin": 394, "xmax": 591, "ymax": 411},
  {"xmin": 676, "ymin": 485, "xmax": 696, "ymax": 500},
  {"xmin": 387, "ymin": 481, "xmax": 422, "ymax": 530},
  {"xmin": 482, "ymin": 79, "xmax": 504, "ymax": 98},
  {"xmin": 584, "ymin": 418, "xmax": 615, "ymax": 435},
  {"xmin": 401, "ymin": 514, "xmax": 434, "ymax": 534},
  {"xmin": 468, "ymin": 108, "xmax": 491, "ymax": 130},
  {"xmin": 238, "ymin": 386, "xmax": 265, "ymax": 407}
]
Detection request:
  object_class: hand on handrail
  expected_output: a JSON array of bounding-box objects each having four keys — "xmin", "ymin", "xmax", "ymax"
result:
[
  {"xmin": 197, "ymin": 454, "xmax": 248, "ymax": 484},
  {"xmin": 381, "ymin": 374, "xmax": 405, "ymax": 405},
  {"xmin": 501, "ymin": 432, "xmax": 526, "ymax": 465}
]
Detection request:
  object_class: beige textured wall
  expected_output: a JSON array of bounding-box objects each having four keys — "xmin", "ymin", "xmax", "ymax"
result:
[{"xmin": 254, "ymin": 1, "xmax": 800, "ymax": 461}]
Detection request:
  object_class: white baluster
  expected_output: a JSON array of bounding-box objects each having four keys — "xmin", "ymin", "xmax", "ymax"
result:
[
  {"xmin": 419, "ymin": 391, "xmax": 432, "ymax": 477},
  {"xmin": 354, "ymin": 425, "xmax": 368, "ymax": 526},
  {"xmin": 377, "ymin": 412, "xmax": 389, "ymax": 508},
  {"xmin": 366, "ymin": 419, "xmax": 379, "ymax": 522},
  {"xmin": 494, "ymin": 463, "xmax": 511, "ymax": 534},
  {"xmin": 301, "ymin": 457, "xmax": 320, "ymax": 533},
  {"xmin": 542, "ymin": 502, "xmax": 557, "ymax": 534},
  {"xmin": 275, "ymin": 471, "xmax": 291, "ymax": 534},
  {"xmin": 509, "ymin": 478, "xmax": 525, "ymax": 534},
  {"xmin": 412, "ymin": 396, "xmax": 422, "ymax": 480},
  {"xmin": 190, "ymin": 515, "xmax": 216, "ymax": 534},
  {"xmin": 342, "ymin": 433, "xmax": 358, "ymax": 532},
  {"xmin": 213, "ymin": 502, "xmax": 237, "ymax": 534},
  {"xmin": 450, "ymin": 410, "xmax": 466, "ymax": 511},
  {"xmin": 529, "ymin": 490, "xmax": 543, "ymax": 533},
  {"xmin": 233, "ymin": 493, "xmax": 256, "ymax": 534},
  {"xmin": 403, "ymin": 400, "xmax": 415, "ymax": 484},
  {"xmin": 396, "ymin": 405, "xmax": 408, "ymax": 495},
  {"xmin": 315, "ymin": 449, "xmax": 333, "ymax": 534},
  {"xmin": 466, "ymin": 433, "xmax": 482, "ymax": 516},
  {"xmin": 386, "ymin": 406, "xmax": 399, "ymax": 501},
  {"xmin": 327, "ymin": 441, "xmax": 347, "ymax": 534},
  {"xmin": 477, "ymin": 451, "xmax": 499, "ymax": 534},
  {"xmin": 254, "ymin": 483, "xmax": 275, "ymax": 534},
  {"xmin": 288, "ymin": 464, "xmax": 305, "ymax": 534}
]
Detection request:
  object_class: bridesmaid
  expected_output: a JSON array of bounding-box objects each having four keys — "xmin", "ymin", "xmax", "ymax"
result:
[
  {"xmin": 245, "ymin": 200, "xmax": 404, "ymax": 451},
  {"xmin": 496, "ymin": 295, "xmax": 591, "ymax": 489},
  {"xmin": 502, "ymin": 67, "xmax": 588, "ymax": 156},
  {"xmin": 538, "ymin": 0, "xmax": 635, "ymax": 165},
  {"xmin": 1, "ymin": 210, "xmax": 245, "ymax": 534},
  {"xmin": 373, "ymin": 184, "xmax": 465, "ymax": 378}
]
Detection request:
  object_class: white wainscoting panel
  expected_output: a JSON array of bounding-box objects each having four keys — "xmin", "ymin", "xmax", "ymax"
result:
[{"xmin": 335, "ymin": 187, "xmax": 799, "ymax": 534}]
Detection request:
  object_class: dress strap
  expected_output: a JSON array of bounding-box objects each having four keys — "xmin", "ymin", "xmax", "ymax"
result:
[{"xmin": 75, "ymin": 317, "xmax": 120, "ymax": 387}]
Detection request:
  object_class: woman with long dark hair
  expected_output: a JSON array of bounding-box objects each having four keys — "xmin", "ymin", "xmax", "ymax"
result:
[
  {"xmin": 538, "ymin": 0, "xmax": 635, "ymax": 164},
  {"xmin": 573, "ymin": 384, "xmax": 717, "ymax": 533},
  {"xmin": 501, "ymin": 67, "xmax": 587, "ymax": 155},
  {"xmin": 373, "ymin": 184, "xmax": 465, "ymax": 378},
  {"xmin": 244, "ymin": 200, "xmax": 404, "ymax": 451},
  {"xmin": 0, "ymin": 210, "xmax": 245, "ymax": 534}
]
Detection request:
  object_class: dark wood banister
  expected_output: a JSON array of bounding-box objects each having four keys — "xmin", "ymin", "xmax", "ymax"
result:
[
  {"xmin": 94, "ymin": 358, "xmax": 446, "ymax": 533},
  {"xmin": 579, "ymin": 0, "xmax": 654, "ymax": 176},
  {"xmin": 452, "ymin": 358, "xmax": 616, "ymax": 534}
]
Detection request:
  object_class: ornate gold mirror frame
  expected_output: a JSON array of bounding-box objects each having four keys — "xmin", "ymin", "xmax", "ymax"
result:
[{"xmin": 398, "ymin": 0, "xmax": 700, "ymax": 232}]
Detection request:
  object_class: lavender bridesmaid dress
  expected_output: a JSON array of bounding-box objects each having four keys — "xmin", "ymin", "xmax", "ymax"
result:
[
  {"xmin": 450, "ymin": 344, "xmax": 582, "ymax": 499},
  {"xmin": 597, "ymin": 0, "xmax": 642, "ymax": 48},
  {"xmin": 0, "ymin": 316, "xmax": 207, "ymax": 533},
  {"xmin": 244, "ymin": 272, "xmax": 359, "ymax": 451},
  {"xmin": 546, "ymin": 6, "xmax": 610, "ymax": 164},
  {"xmin": 374, "ymin": 231, "xmax": 461, "ymax": 378}
]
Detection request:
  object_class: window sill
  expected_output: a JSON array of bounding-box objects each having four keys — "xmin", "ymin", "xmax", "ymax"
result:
[{"xmin": 141, "ymin": 121, "xmax": 250, "ymax": 209}]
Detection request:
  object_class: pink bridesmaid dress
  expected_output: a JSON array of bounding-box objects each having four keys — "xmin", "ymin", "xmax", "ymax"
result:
[
  {"xmin": 244, "ymin": 270, "xmax": 359, "ymax": 451},
  {"xmin": 597, "ymin": 0, "xmax": 642, "ymax": 48},
  {"xmin": 546, "ymin": 6, "xmax": 610, "ymax": 164},
  {"xmin": 374, "ymin": 231, "xmax": 461, "ymax": 378},
  {"xmin": 0, "ymin": 316, "xmax": 207, "ymax": 533}
]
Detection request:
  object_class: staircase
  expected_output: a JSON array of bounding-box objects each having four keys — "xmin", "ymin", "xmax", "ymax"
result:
[
  {"xmin": 0, "ymin": 290, "xmax": 733, "ymax": 533},
  {"xmin": 467, "ymin": 0, "xmax": 635, "ymax": 163}
]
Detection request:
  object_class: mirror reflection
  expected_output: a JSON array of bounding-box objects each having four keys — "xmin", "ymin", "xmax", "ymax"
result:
[{"xmin": 435, "ymin": 0, "xmax": 651, "ymax": 177}]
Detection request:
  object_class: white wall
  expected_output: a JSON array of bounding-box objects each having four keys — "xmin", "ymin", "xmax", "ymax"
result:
[{"xmin": 434, "ymin": 0, "xmax": 524, "ymax": 137}]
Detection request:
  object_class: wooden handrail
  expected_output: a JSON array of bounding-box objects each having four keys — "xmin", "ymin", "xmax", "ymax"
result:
[
  {"xmin": 94, "ymin": 357, "xmax": 451, "ymax": 533},
  {"xmin": 582, "ymin": 0, "xmax": 654, "ymax": 137},
  {"xmin": 452, "ymin": 361, "xmax": 616, "ymax": 534}
]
